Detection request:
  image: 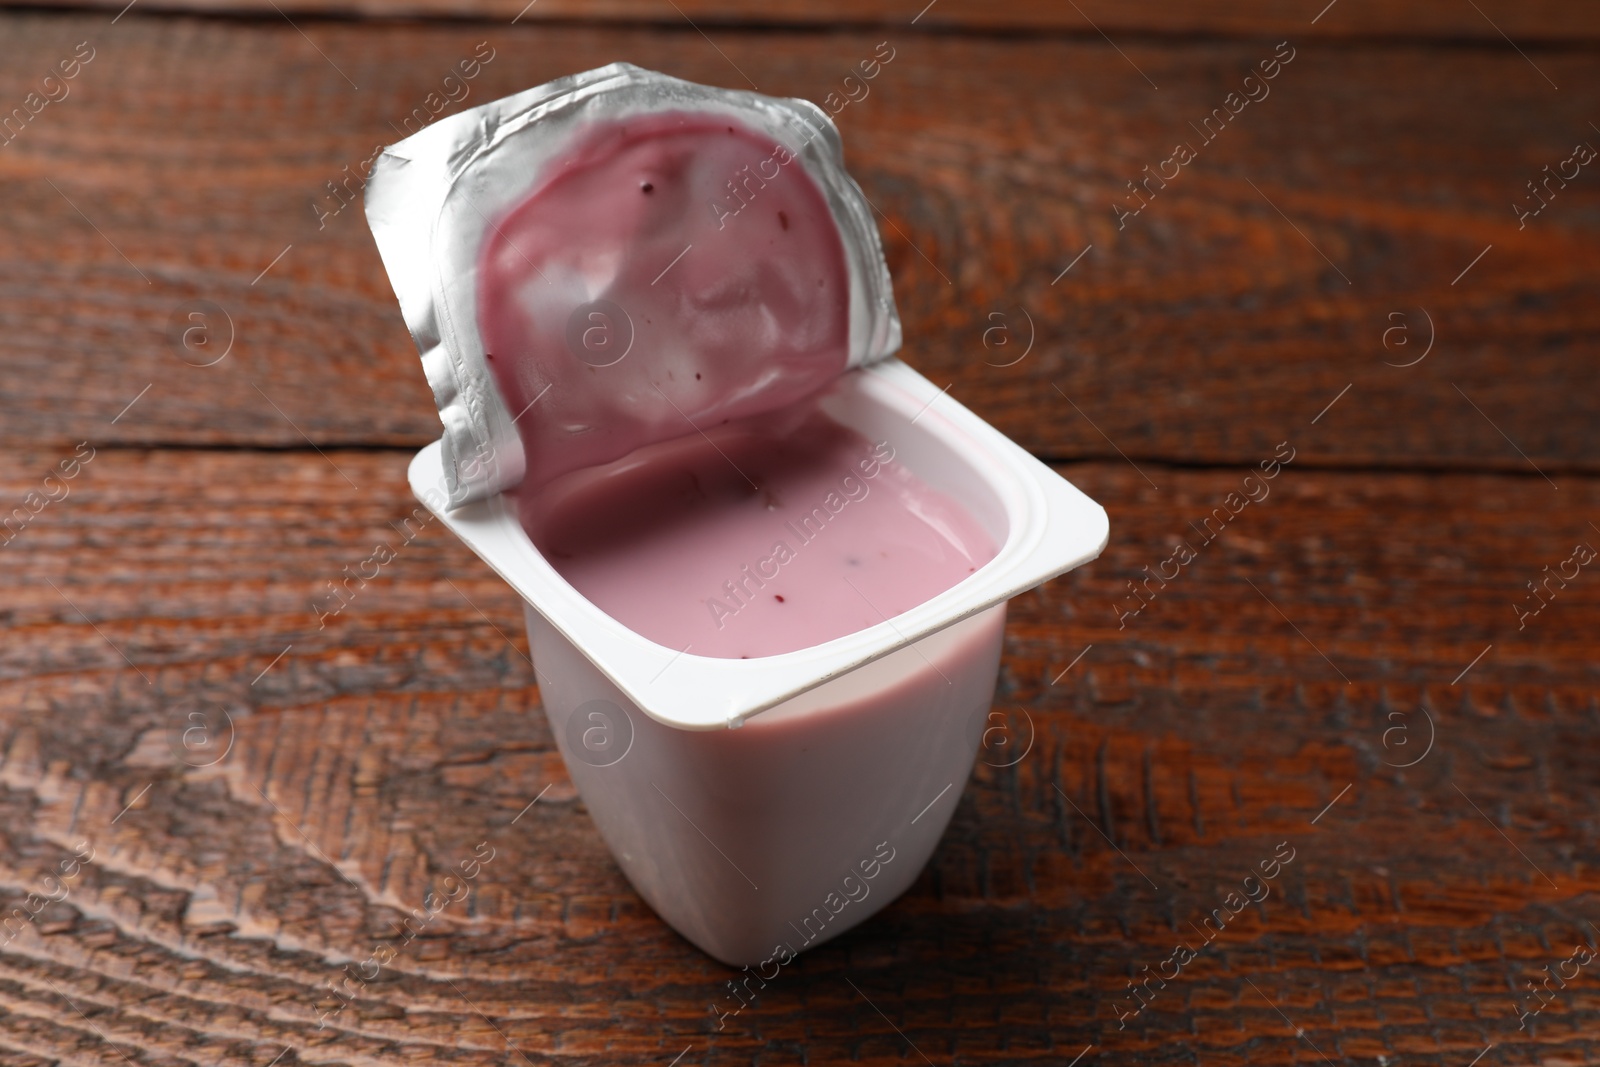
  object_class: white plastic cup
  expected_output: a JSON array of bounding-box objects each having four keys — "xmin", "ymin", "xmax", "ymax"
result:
[
  {"xmin": 410, "ymin": 357, "xmax": 1107, "ymax": 963},
  {"xmin": 529, "ymin": 602, "xmax": 1005, "ymax": 964}
]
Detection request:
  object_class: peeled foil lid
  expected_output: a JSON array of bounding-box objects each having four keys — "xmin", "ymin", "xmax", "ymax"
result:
[{"xmin": 364, "ymin": 63, "xmax": 902, "ymax": 507}]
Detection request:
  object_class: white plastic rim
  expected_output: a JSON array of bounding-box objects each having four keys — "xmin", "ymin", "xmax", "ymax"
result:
[{"xmin": 408, "ymin": 357, "xmax": 1109, "ymax": 731}]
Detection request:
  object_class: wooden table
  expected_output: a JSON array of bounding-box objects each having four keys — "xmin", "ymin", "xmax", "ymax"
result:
[{"xmin": 2, "ymin": 2, "xmax": 1597, "ymax": 1063}]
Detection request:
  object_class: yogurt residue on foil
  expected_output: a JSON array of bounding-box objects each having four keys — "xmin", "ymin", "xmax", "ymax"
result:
[{"xmin": 477, "ymin": 112, "xmax": 853, "ymax": 491}]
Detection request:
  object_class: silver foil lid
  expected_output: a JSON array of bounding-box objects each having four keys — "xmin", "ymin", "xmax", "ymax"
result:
[{"xmin": 364, "ymin": 63, "xmax": 902, "ymax": 507}]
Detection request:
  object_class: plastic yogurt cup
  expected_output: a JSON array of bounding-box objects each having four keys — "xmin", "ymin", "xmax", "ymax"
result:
[{"xmin": 366, "ymin": 64, "xmax": 1108, "ymax": 965}]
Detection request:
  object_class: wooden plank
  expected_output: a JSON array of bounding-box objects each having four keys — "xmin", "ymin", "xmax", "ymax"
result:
[
  {"xmin": 0, "ymin": 14, "xmax": 1595, "ymax": 472},
  {"xmin": 14, "ymin": 0, "xmax": 1600, "ymax": 41},
  {"xmin": 0, "ymin": 448, "xmax": 1595, "ymax": 1063}
]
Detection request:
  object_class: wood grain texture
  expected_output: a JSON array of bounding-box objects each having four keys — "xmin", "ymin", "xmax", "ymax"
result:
[
  {"xmin": 14, "ymin": 0, "xmax": 1600, "ymax": 41},
  {"xmin": 2, "ymin": 5, "xmax": 1597, "ymax": 1065},
  {"xmin": 1, "ymin": 14, "xmax": 1597, "ymax": 472},
  {"xmin": 1, "ymin": 448, "xmax": 1597, "ymax": 1065}
]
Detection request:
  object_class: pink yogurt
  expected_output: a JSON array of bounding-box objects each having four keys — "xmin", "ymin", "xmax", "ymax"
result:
[{"xmin": 518, "ymin": 400, "xmax": 997, "ymax": 659}]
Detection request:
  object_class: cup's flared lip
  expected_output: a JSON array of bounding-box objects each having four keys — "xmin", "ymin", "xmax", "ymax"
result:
[{"xmin": 409, "ymin": 357, "xmax": 1109, "ymax": 730}]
